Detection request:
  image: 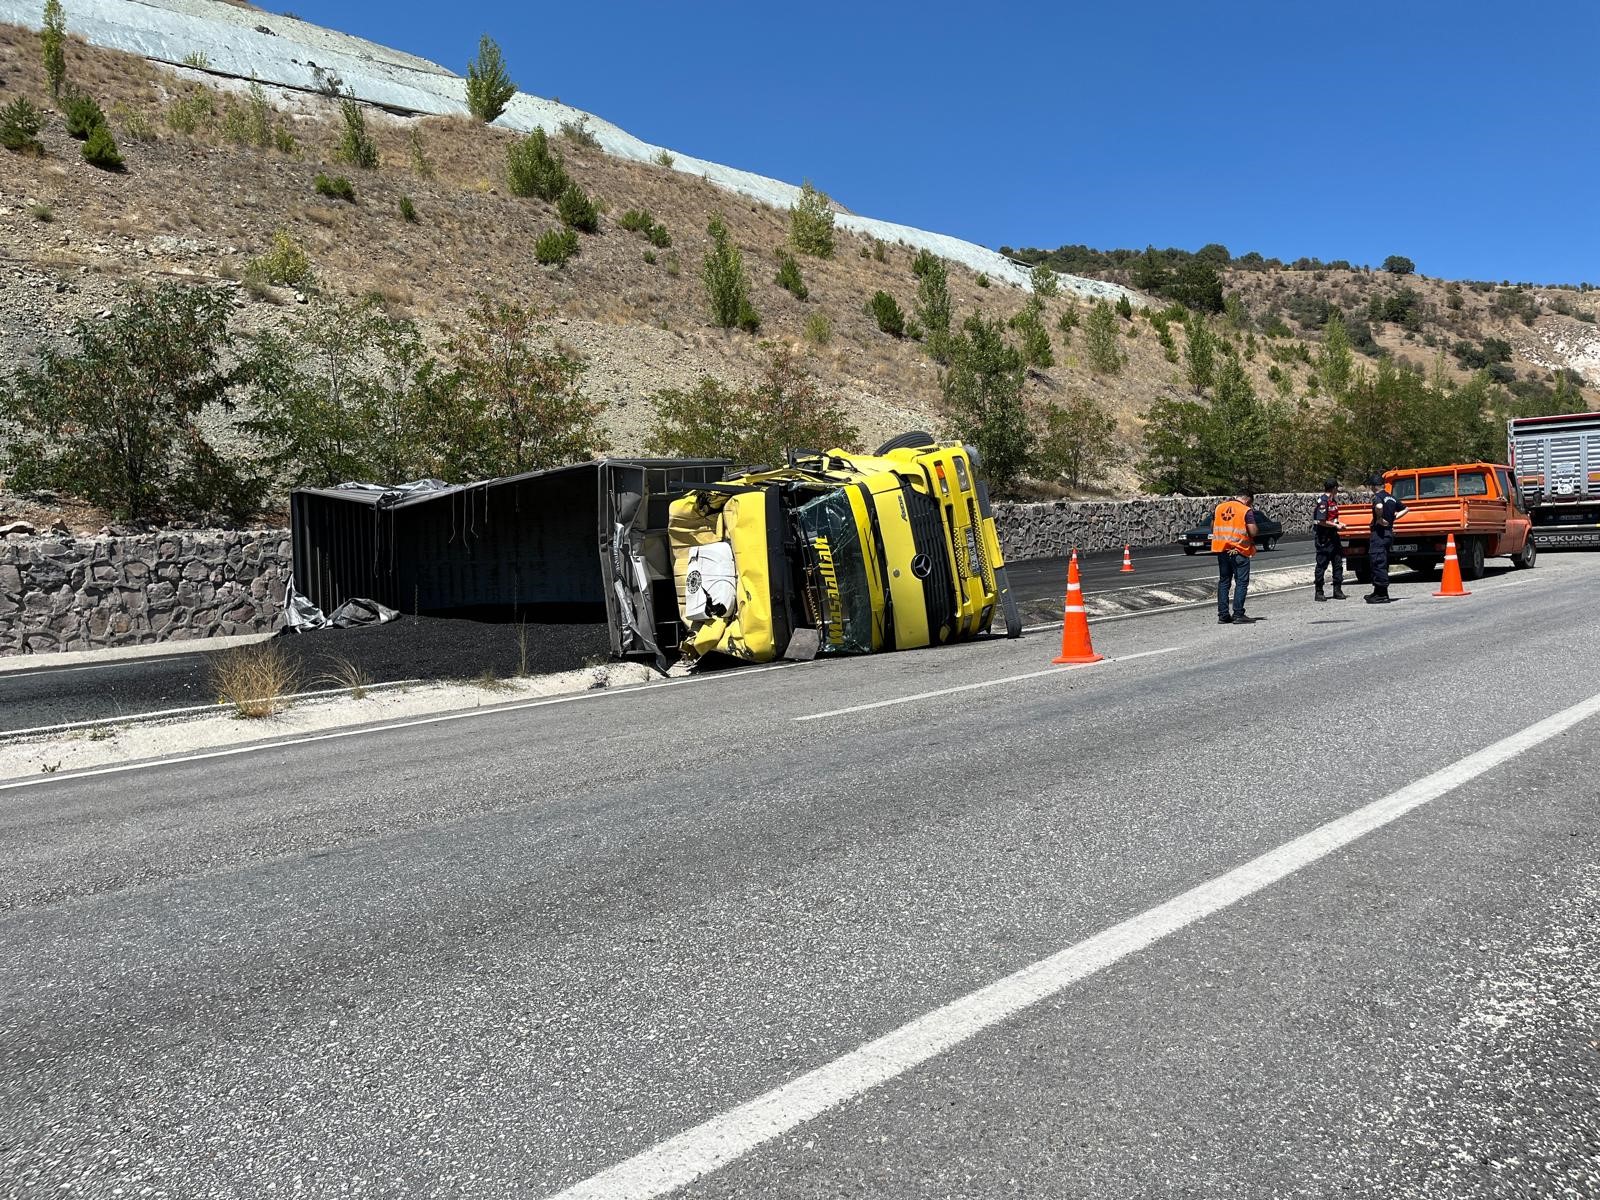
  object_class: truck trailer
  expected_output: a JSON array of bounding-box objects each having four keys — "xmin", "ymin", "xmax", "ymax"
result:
[{"xmin": 1508, "ymin": 410, "xmax": 1600, "ymax": 549}]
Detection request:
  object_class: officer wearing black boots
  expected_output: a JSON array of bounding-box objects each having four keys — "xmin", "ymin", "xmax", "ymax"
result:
[
  {"xmin": 1312, "ymin": 478, "xmax": 1347, "ymax": 601},
  {"xmin": 1365, "ymin": 472, "xmax": 1409, "ymax": 604}
]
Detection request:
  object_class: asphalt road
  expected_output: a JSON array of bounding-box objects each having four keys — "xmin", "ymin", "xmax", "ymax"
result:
[
  {"xmin": 0, "ymin": 540, "xmax": 1318, "ymax": 733},
  {"xmin": 3, "ymin": 553, "xmax": 1596, "ymax": 1197}
]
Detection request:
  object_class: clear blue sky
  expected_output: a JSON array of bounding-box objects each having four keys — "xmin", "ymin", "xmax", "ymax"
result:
[{"xmin": 281, "ymin": 0, "xmax": 1599, "ymax": 285}]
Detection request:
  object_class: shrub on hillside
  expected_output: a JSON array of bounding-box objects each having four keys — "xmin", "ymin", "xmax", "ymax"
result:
[
  {"xmin": 556, "ymin": 183, "xmax": 599, "ymax": 233},
  {"xmin": 618, "ymin": 209, "xmax": 652, "ymax": 233},
  {"xmin": 789, "ymin": 181, "xmax": 835, "ymax": 258},
  {"xmin": 81, "ymin": 123, "xmax": 124, "ymax": 170},
  {"xmin": 166, "ymin": 89, "xmax": 215, "ymax": 135},
  {"xmin": 559, "ymin": 116, "xmax": 600, "ymax": 149},
  {"xmin": 775, "ymin": 250, "xmax": 808, "ymax": 300},
  {"xmin": 110, "ymin": 102, "xmax": 157, "ymax": 144},
  {"xmin": 407, "ymin": 127, "xmax": 434, "ymax": 177},
  {"xmin": 399, "ymin": 195, "xmax": 418, "ymax": 223},
  {"xmin": 466, "ymin": 35, "xmax": 517, "ymax": 123},
  {"xmin": 0, "ymin": 98, "xmax": 45, "ymax": 154},
  {"xmin": 1009, "ymin": 301, "xmax": 1053, "ymax": 369},
  {"xmin": 64, "ymin": 91, "xmax": 106, "ymax": 140},
  {"xmin": 535, "ymin": 226, "xmax": 579, "ymax": 266},
  {"xmin": 1031, "ymin": 264, "xmax": 1059, "ymax": 298},
  {"xmin": 647, "ymin": 223, "xmax": 671, "ymax": 248},
  {"xmin": 804, "ymin": 312, "xmax": 832, "ymax": 345},
  {"xmin": 220, "ymin": 80, "xmax": 275, "ymax": 149},
  {"xmin": 868, "ymin": 291, "xmax": 906, "ymax": 337},
  {"xmin": 314, "ymin": 172, "xmax": 355, "ymax": 202},
  {"xmin": 1115, "ymin": 294, "xmax": 1134, "ymax": 319},
  {"xmin": 335, "ymin": 97, "xmax": 379, "ymax": 169},
  {"xmin": 506, "ymin": 128, "xmax": 569, "ymax": 201},
  {"xmin": 1037, "ymin": 393, "xmax": 1123, "ymax": 490},
  {"xmin": 1382, "ymin": 255, "xmax": 1415, "ymax": 276},
  {"xmin": 245, "ymin": 229, "xmax": 316, "ymax": 290}
]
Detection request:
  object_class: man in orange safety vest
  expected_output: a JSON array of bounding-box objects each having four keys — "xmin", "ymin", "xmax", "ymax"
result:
[{"xmin": 1210, "ymin": 488, "xmax": 1258, "ymax": 625}]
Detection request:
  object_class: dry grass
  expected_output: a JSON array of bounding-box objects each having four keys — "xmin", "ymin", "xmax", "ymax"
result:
[
  {"xmin": 314, "ymin": 654, "xmax": 371, "ymax": 699},
  {"xmin": 210, "ymin": 641, "xmax": 303, "ymax": 718}
]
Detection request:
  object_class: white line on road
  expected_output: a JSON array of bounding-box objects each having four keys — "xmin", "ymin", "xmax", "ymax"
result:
[
  {"xmin": 794, "ymin": 646, "xmax": 1186, "ymax": 722},
  {"xmin": 546, "ymin": 687, "xmax": 1600, "ymax": 1200},
  {"xmin": 0, "ymin": 662, "xmax": 802, "ymax": 794}
]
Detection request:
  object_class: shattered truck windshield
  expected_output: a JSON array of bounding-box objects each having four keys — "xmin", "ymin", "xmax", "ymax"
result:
[{"xmin": 792, "ymin": 490, "xmax": 876, "ymax": 655}]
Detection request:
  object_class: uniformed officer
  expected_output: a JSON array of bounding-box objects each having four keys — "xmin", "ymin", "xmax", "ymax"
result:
[
  {"xmin": 1312, "ymin": 478, "xmax": 1348, "ymax": 601},
  {"xmin": 1210, "ymin": 488, "xmax": 1258, "ymax": 624},
  {"xmin": 1365, "ymin": 472, "xmax": 1410, "ymax": 604}
]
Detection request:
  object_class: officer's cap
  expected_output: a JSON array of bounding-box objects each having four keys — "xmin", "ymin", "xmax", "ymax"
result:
[
  {"xmin": 1322, "ymin": 478, "xmax": 1339, "ymax": 491},
  {"xmin": 1367, "ymin": 472, "xmax": 1384, "ymax": 487}
]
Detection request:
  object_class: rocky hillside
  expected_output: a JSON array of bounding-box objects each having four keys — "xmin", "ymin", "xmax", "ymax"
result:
[{"xmin": 1, "ymin": 5, "xmax": 1596, "ymax": 531}]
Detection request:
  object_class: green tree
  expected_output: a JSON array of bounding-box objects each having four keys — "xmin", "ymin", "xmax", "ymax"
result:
[
  {"xmin": 506, "ymin": 128, "xmax": 570, "ymax": 200},
  {"xmin": 1083, "ymin": 300, "xmax": 1124, "ymax": 374},
  {"xmin": 1205, "ymin": 353, "xmax": 1271, "ymax": 491},
  {"xmin": 1382, "ymin": 255, "xmax": 1416, "ymax": 276},
  {"xmin": 914, "ymin": 251, "xmax": 952, "ymax": 360},
  {"xmin": 1037, "ymin": 393, "xmax": 1122, "ymax": 489},
  {"xmin": 1009, "ymin": 300, "xmax": 1053, "ymax": 369},
  {"xmin": 1317, "ymin": 310, "xmax": 1354, "ymax": 399},
  {"xmin": 789, "ymin": 181, "xmax": 835, "ymax": 257},
  {"xmin": 774, "ymin": 250, "xmax": 808, "ymax": 300},
  {"xmin": 41, "ymin": 0, "xmax": 67, "ymax": 100},
  {"xmin": 0, "ymin": 98, "xmax": 45, "ymax": 154},
  {"xmin": 0, "ymin": 285, "xmax": 261, "ymax": 520},
  {"xmin": 1183, "ymin": 311, "xmax": 1215, "ymax": 393},
  {"xmin": 438, "ymin": 299, "xmax": 608, "ymax": 478},
  {"xmin": 243, "ymin": 298, "xmax": 444, "ymax": 487},
  {"xmin": 1168, "ymin": 258, "xmax": 1225, "ymax": 313},
  {"xmin": 868, "ymin": 290, "xmax": 906, "ymax": 337},
  {"xmin": 940, "ymin": 314, "xmax": 1032, "ymax": 493},
  {"xmin": 702, "ymin": 215, "xmax": 756, "ymax": 331},
  {"xmin": 1030, "ymin": 264, "xmax": 1059, "ymax": 298},
  {"xmin": 646, "ymin": 346, "xmax": 858, "ymax": 466},
  {"xmin": 1131, "ymin": 246, "xmax": 1172, "ymax": 295},
  {"xmin": 465, "ymin": 35, "xmax": 516, "ymax": 123},
  {"xmin": 1136, "ymin": 396, "xmax": 1213, "ymax": 494}
]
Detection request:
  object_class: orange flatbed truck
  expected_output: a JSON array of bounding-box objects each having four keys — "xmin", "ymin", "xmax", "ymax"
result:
[{"xmin": 1339, "ymin": 462, "xmax": 1537, "ymax": 583}]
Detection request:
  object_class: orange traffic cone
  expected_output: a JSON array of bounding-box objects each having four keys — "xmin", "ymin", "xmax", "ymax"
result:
[
  {"xmin": 1120, "ymin": 544, "xmax": 1135, "ymax": 573},
  {"xmin": 1053, "ymin": 556, "xmax": 1104, "ymax": 664},
  {"xmin": 1433, "ymin": 534, "xmax": 1471, "ymax": 597}
]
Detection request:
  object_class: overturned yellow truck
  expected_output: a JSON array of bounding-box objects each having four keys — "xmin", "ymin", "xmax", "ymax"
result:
[{"xmin": 666, "ymin": 433, "xmax": 1022, "ymax": 663}]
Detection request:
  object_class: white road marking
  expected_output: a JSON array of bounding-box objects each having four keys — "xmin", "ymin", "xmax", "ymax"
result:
[
  {"xmin": 0, "ymin": 662, "xmax": 802, "ymax": 794},
  {"xmin": 545, "ymin": 687, "xmax": 1600, "ymax": 1200},
  {"xmin": 0, "ymin": 680, "xmax": 423, "ymax": 742},
  {"xmin": 794, "ymin": 646, "xmax": 1185, "ymax": 722}
]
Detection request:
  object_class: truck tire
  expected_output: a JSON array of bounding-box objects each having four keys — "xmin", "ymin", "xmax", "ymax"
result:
[
  {"xmin": 873, "ymin": 431, "xmax": 938, "ymax": 455},
  {"xmin": 1459, "ymin": 536, "xmax": 1486, "ymax": 580},
  {"xmin": 1513, "ymin": 539, "xmax": 1538, "ymax": 569}
]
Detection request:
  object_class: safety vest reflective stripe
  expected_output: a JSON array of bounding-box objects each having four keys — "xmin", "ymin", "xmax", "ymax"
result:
[{"xmin": 1210, "ymin": 502, "xmax": 1254, "ymax": 555}]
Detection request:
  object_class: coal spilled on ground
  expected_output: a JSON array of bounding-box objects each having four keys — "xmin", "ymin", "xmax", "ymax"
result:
[{"xmin": 272, "ymin": 617, "xmax": 615, "ymax": 685}]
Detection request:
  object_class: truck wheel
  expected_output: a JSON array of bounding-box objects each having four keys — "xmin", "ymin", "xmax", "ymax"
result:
[
  {"xmin": 873, "ymin": 431, "xmax": 938, "ymax": 455},
  {"xmin": 1513, "ymin": 540, "xmax": 1538, "ymax": 569},
  {"xmin": 1459, "ymin": 536, "xmax": 1487, "ymax": 580}
]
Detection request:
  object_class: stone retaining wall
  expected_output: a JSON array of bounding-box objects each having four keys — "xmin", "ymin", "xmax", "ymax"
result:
[
  {"xmin": 994, "ymin": 492, "xmax": 1320, "ymax": 560},
  {"xmin": 0, "ymin": 531, "xmax": 291, "ymax": 656},
  {"xmin": 0, "ymin": 494, "xmax": 1322, "ymax": 656}
]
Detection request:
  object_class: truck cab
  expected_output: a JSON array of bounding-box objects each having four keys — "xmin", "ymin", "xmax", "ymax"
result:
[{"xmin": 666, "ymin": 437, "xmax": 1020, "ymax": 663}]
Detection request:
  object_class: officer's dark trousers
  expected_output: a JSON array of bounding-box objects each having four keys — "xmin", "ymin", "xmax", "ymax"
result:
[
  {"xmin": 1315, "ymin": 537, "xmax": 1344, "ymax": 591},
  {"xmin": 1369, "ymin": 532, "xmax": 1392, "ymax": 588}
]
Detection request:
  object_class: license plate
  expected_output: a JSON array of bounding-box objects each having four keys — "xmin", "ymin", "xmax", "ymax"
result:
[{"xmin": 1391, "ymin": 543, "xmax": 1419, "ymax": 552}]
